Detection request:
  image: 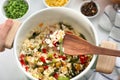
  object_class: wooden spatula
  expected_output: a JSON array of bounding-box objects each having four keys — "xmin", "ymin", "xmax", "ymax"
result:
[{"xmin": 63, "ymin": 33, "xmax": 120, "ymax": 57}]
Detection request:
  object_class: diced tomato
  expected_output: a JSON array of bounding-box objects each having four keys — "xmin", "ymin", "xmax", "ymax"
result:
[
  {"xmin": 79, "ymin": 55, "xmax": 88, "ymax": 64},
  {"xmin": 53, "ymin": 73, "xmax": 58, "ymax": 79},
  {"xmin": 20, "ymin": 54, "xmax": 25, "ymax": 60},
  {"xmin": 25, "ymin": 66, "xmax": 29, "ymax": 71},
  {"xmin": 42, "ymin": 48, "xmax": 47, "ymax": 53},
  {"xmin": 53, "ymin": 42, "xmax": 57, "ymax": 47},
  {"xmin": 59, "ymin": 55, "xmax": 67, "ymax": 60},
  {"xmin": 53, "ymin": 53, "xmax": 57, "ymax": 58},
  {"xmin": 46, "ymin": 57, "xmax": 51, "ymax": 61},
  {"xmin": 19, "ymin": 54, "xmax": 26, "ymax": 66},
  {"xmin": 43, "ymin": 66, "xmax": 48, "ymax": 70},
  {"xmin": 20, "ymin": 59, "xmax": 25, "ymax": 66},
  {"xmin": 39, "ymin": 56, "xmax": 46, "ymax": 63},
  {"xmin": 53, "ymin": 41, "xmax": 59, "ymax": 47}
]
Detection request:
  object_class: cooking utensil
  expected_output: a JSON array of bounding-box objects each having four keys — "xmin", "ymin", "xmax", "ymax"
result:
[{"xmin": 63, "ymin": 33, "xmax": 120, "ymax": 57}]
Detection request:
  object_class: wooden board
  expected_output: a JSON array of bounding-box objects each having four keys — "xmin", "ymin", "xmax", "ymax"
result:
[{"xmin": 96, "ymin": 40, "xmax": 117, "ymax": 74}]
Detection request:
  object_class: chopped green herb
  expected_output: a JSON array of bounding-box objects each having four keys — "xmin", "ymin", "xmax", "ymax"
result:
[
  {"xmin": 69, "ymin": 56, "xmax": 79, "ymax": 63},
  {"xmin": 79, "ymin": 33, "xmax": 86, "ymax": 40},
  {"xmin": 42, "ymin": 62, "xmax": 53, "ymax": 66},
  {"xmin": 38, "ymin": 44, "xmax": 42, "ymax": 52},
  {"xmin": 59, "ymin": 22, "xmax": 73, "ymax": 30},
  {"xmin": 71, "ymin": 63, "xmax": 76, "ymax": 77},
  {"xmin": 29, "ymin": 32, "xmax": 40, "ymax": 39},
  {"xmin": 59, "ymin": 41, "xmax": 64, "ymax": 55},
  {"xmin": 49, "ymin": 68, "xmax": 59, "ymax": 76},
  {"xmin": 59, "ymin": 22, "xmax": 63, "ymax": 30}
]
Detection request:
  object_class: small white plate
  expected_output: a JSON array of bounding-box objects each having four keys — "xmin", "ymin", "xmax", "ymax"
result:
[
  {"xmin": 79, "ymin": 1, "xmax": 100, "ymax": 18},
  {"xmin": 43, "ymin": 0, "xmax": 71, "ymax": 8},
  {"xmin": 1, "ymin": 0, "xmax": 30, "ymax": 21}
]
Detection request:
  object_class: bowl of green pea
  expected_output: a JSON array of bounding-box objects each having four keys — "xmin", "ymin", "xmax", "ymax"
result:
[{"xmin": 2, "ymin": 0, "xmax": 29, "ymax": 20}]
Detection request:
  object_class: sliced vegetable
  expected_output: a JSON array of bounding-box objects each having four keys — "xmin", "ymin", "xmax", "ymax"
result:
[
  {"xmin": 53, "ymin": 73, "xmax": 59, "ymax": 79},
  {"xmin": 49, "ymin": 68, "xmax": 59, "ymax": 77},
  {"xmin": 79, "ymin": 55, "xmax": 88, "ymax": 64},
  {"xmin": 58, "ymin": 76, "xmax": 70, "ymax": 80},
  {"xmin": 59, "ymin": 40, "xmax": 64, "ymax": 55},
  {"xmin": 39, "ymin": 56, "xmax": 46, "ymax": 63},
  {"xmin": 69, "ymin": 56, "xmax": 79, "ymax": 63},
  {"xmin": 29, "ymin": 32, "xmax": 40, "ymax": 39},
  {"xmin": 42, "ymin": 48, "xmax": 47, "ymax": 53},
  {"xmin": 79, "ymin": 33, "xmax": 86, "ymax": 40},
  {"xmin": 59, "ymin": 55, "xmax": 67, "ymax": 60},
  {"xmin": 43, "ymin": 65, "xmax": 48, "ymax": 70}
]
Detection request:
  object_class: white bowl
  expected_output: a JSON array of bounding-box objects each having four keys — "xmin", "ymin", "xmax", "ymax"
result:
[
  {"xmin": 1, "ymin": 0, "xmax": 30, "ymax": 20},
  {"xmin": 14, "ymin": 7, "xmax": 98, "ymax": 80},
  {"xmin": 43, "ymin": 0, "xmax": 71, "ymax": 8},
  {"xmin": 80, "ymin": 1, "xmax": 100, "ymax": 18}
]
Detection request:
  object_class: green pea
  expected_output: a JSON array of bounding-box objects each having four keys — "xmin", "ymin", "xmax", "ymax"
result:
[{"xmin": 4, "ymin": 0, "xmax": 28, "ymax": 19}]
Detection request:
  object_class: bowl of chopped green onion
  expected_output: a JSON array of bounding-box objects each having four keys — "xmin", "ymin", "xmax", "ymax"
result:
[{"xmin": 1, "ymin": 0, "xmax": 29, "ymax": 20}]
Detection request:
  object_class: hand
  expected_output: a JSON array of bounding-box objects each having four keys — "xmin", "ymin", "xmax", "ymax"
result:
[{"xmin": 0, "ymin": 19, "xmax": 13, "ymax": 51}]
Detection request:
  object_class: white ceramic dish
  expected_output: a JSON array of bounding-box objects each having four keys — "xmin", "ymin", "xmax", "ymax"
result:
[
  {"xmin": 14, "ymin": 7, "xmax": 98, "ymax": 80},
  {"xmin": 1, "ymin": 0, "xmax": 30, "ymax": 20},
  {"xmin": 43, "ymin": 0, "xmax": 71, "ymax": 8},
  {"xmin": 79, "ymin": 1, "xmax": 100, "ymax": 18}
]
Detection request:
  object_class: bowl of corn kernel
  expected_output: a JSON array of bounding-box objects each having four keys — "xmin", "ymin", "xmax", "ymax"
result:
[{"xmin": 43, "ymin": 0, "xmax": 71, "ymax": 7}]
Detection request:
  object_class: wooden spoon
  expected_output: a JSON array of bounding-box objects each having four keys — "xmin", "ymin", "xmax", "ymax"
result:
[{"xmin": 63, "ymin": 33, "xmax": 120, "ymax": 57}]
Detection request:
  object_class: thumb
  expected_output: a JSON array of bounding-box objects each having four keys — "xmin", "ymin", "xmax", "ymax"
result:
[
  {"xmin": 0, "ymin": 19, "xmax": 13, "ymax": 52},
  {"xmin": 2, "ymin": 19, "xmax": 13, "ymax": 38}
]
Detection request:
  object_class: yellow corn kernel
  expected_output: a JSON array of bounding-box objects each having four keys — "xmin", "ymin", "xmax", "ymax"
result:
[
  {"xmin": 61, "ymin": 66, "xmax": 68, "ymax": 73},
  {"xmin": 45, "ymin": 0, "xmax": 68, "ymax": 7},
  {"xmin": 49, "ymin": 76, "xmax": 56, "ymax": 80},
  {"xmin": 37, "ymin": 67, "xmax": 44, "ymax": 73},
  {"xmin": 55, "ymin": 61, "xmax": 61, "ymax": 68},
  {"xmin": 75, "ymin": 64, "xmax": 81, "ymax": 71}
]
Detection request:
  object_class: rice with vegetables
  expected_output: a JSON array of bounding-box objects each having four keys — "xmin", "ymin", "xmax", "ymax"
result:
[{"xmin": 19, "ymin": 22, "xmax": 92, "ymax": 80}]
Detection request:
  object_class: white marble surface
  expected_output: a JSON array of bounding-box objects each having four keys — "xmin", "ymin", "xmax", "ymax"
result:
[{"xmin": 0, "ymin": 0, "xmax": 111, "ymax": 80}]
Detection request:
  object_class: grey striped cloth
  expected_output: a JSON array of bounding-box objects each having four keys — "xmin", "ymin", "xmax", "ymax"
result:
[
  {"xmin": 90, "ymin": 5, "xmax": 120, "ymax": 80},
  {"xmin": 81, "ymin": 5, "xmax": 120, "ymax": 80}
]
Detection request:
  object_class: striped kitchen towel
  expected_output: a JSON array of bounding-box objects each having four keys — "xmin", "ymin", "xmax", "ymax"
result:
[
  {"xmin": 89, "ymin": 4, "xmax": 120, "ymax": 80},
  {"xmin": 81, "ymin": 4, "xmax": 120, "ymax": 80}
]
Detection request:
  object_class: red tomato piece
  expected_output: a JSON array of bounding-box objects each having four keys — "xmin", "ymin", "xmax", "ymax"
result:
[
  {"xmin": 39, "ymin": 56, "xmax": 46, "ymax": 63},
  {"xmin": 53, "ymin": 42, "xmax": 57, "ymax": 47},
  {"xmin": 79, "ymin": 55, "xmax": 88, "ymax": 64},
  {"xmin": 47, "ymin": 57, "xmax": 52, "ymax": 61},
  {"xmin": 43, "ymin": 66, "xmax": 48, "ymax": 70},
  {"xmin": 53, "ymin": 53, "xmax": 57, "ymax": 58},
  {"xmin": 53, "ymin": 73, "xmax": 58, "ymax": 79},
  {"xmin": 20, "ymin": 54, "xmax": 25, "ymax": 60},
  {"xmin": 53, "ymin": 41, "xmax": 59, "ymax": 47},
  {"xmin": 20, "ymin": 59, "xmax": 25, "ymax": 66},
  {"xmin": 42, "ymin": 48, "xmax": 47, "ymax": 53},
  {"xmin": 59, "ymin": 55, "xmax": 67, "ymax": 60},
  {"xmin": 25, "ymin": 66, "xmax": 29, "ymax": 71}
]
